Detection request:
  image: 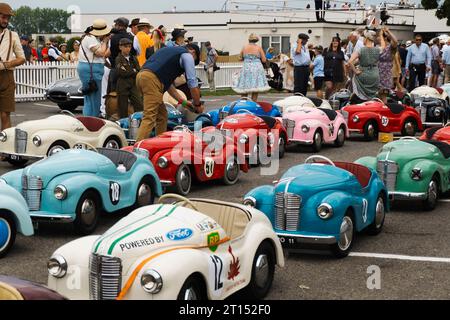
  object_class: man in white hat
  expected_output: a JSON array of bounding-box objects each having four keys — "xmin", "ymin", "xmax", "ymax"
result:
[
  {"xmin": 134, "ymin": 18, "xmax": 154, "ymax": 67},
  {"xmin": 0, "ymin": 2, "xmax": 26, "ymax": 133}
]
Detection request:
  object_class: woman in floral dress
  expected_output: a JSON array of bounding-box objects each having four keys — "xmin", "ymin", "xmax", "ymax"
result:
[
  {"xmin": 378, "ymin": 27, "xmax": 398, "ymax": 103},
  {"xmin": 232, "ymin": 34, "xmax": 271, "ymax": 101}
]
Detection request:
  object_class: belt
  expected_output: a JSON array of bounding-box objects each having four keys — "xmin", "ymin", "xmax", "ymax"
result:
[{"xmin": 295, "ymin": 65, "xmax": 309, "ymax": 68}]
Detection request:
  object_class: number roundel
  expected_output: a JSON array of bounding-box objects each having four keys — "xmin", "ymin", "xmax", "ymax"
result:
[
  {"xmin": 204, "ymin": 157, "xmax": 215, "ymax": 178},
  {"xmin": 109, "ymin": 182, "xmax": 121, "ymax": 205}
]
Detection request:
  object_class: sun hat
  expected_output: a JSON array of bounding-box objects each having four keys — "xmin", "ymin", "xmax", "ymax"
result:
[
  {"xmin": 89, "ymin": 19, "xmax": 112, "ymax": 37},
  {"xmin": 248, "ymin": 33, "xmax": 259, "ymax": 42},
  {"xmin": 137, "ymin": 18, "xmax": 153, "ymax": 28}
]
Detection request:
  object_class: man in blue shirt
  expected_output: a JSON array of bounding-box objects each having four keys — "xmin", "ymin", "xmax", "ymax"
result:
[
  {"xmin": 310, "ymin": 45, "xmax": 325, "ymax": 98},
  {"xmin": 291, "ymin": 33, "xmax": 311, "ymax": 95},
  {"xmin": 135, "ymin": 44, "xmax": 204, "ymax": 142},
  {"xmin": 442, "ymin": 42, "xmax": 450, "ymax": 84},
  {"xmin": 405, "ymin": 34, "xmax": 431, "ymax": 91}
]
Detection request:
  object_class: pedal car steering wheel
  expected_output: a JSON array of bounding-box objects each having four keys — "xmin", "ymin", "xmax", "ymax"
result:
[
  {"xmin": 74, "ymin": 142, "xmax": 99, "ymax": 153},
  {"xmin": 445, "ymin": 122, "xmax": 450, "ymax": 128},
  {"xmin": 372, "ymin": 98, "xmax": 385, "ymax": 104},
  {"xmin": 158, "ymin": 194, "xmax": 199, "ymax": 211},
  {"xmin": 173, "ymin": 125, "xmax": 193, "ymax": 134},
  {"xmin": 239, "ymin": 97, "xmax": 252, "ymax": 101},
  {"xmin": 236, "ymin": 109, "xmax": 253, "ymax": 115},
  {"xmin": 60, "ymin": 110, "xmax": 76, "ymax": 117},
  {"xmin": 294, "ymin": 93, "xmax": 305, "ymax": 97},
  {"xmin": 399, "ymin": 136, "xmax": 419, "ymax": 141},
  {"xmin": 305, "ymin": 155, "xmax": 336, "ymax": 167}
]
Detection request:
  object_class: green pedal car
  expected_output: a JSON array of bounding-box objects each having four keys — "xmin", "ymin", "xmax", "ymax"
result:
[{"xmin": 356, "ymin": 137, "xmax": 450, "ymax": 211}]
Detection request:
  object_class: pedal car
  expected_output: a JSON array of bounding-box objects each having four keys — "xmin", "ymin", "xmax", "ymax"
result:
[
  {"xmin": 243, "ymin": 156, "xmax": 387, "ymax": 258},
  {"xmin": 0, "ymin": 113, "xmax": 128, "ymax": 167},
  {"xmin": 0, "ymin": 182, "xmax": 34, "ymax": 258},
  {"xmin": 356, "ymin": 137, "xmax": 450, "ymax": 210},
  {"xmin": 0, "ymin": 276, "xmax": 66, "ymax": 300},
  {"xmin": 341, "ymin": 99, "xmax": 423, "ymax": 140},
  {"xmin": 1, "ymin": 148, "xmax": 162, "ymax": 234},
  {"xmin": 282, "ymin": 106, "xmax": 348, "ymax": 152},
  {"xmin": 123, "ymin": 126, "xmax": 248, "ymax": 195},
  {"xmin": 273, "ymin": 94, "xmax": 332, "ymax": 114},
  {"xmin": 411, "ymin": 89, "xmax": 450, "ymax": 127},
  {"xmin": 47, "ymin": 194, "xmax": 284, "ymax": 300},
  {"xmin": 420, "ymin": 124, "xmax": 450, "ymax": 142},
  {"xmin": 329, "ymin": 89, "xmax": 352, "ymax": 110}
]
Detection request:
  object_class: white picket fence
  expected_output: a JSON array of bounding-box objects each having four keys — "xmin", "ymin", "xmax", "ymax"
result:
[{"xmin": 14, "ymin": 61, "xmax": 243, "ymax": 102}]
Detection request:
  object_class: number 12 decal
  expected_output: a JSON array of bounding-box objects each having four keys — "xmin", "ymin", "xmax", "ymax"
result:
[{"xmin": 109, "ymin": 182, "xmax": 121, "ymax": 205}]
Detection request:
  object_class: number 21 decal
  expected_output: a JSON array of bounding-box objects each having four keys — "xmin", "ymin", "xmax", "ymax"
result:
[{"xmin": 109, "ymin": 182, "xmax": 121, "ymax": 205}]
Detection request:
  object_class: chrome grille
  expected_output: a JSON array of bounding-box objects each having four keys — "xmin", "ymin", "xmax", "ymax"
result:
[
  {"xmin": 282, "ymin": 119, "xmax": 296, "ymax": 139},
  {"xmin": 377, "ymin": 160, "xmax": 399, "ymax": 192},
  {"xmin": 22, "ymin": 175, "xmax": 43, "ymax": 211},
  {"xmin": 219, "ymin": 111, "xmax": 229, "ymax": 121},
  {"xmin": 330, "ymin": 99, "xmax": 340, "ymax": 110},
  {"xmin": 341, "ymin": 110, "xmax": 349, "ymax": 123},
  {"xmin": 129, "ymin": 118, "xmax": 141, "ymax": 140},
  {"xmin": 89, "ymin": 254, "xmax": 122, "ymax": 300},
  {"xmin": 15, "ymin": 129, "xmax": 27, "ymax": 154},
  {"xmin": 275, "ymin": 192, "xmax": 301, "ymax": 232}
]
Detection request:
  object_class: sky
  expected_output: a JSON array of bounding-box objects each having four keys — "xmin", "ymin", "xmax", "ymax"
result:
[{"xmin": 11, "ymin": 0, "xmax": 419, "ymax": 13}]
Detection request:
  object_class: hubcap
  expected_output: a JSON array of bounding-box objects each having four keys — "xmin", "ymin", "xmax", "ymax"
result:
[
  {"xmin": 48, "ymin": 145, "xmax": 65, "ymax": 156},
  {"xmin": 314, "ymin": 132, "xmax": 321, "ymax": 148},
  {"xmin": 183, "ymin": 287, "xmax": 199, "ymax": 300},
  {"xmin": 137, "ymin": 183, "xmax": 152, "ymax": 206},
  {"xmin": 428, "ymin": 180, "xmax": 438, "ymax": 205},
  {"xmin": 255, "ymin": 254, "xmax": 269, "ymax": 288},
  {"xmin": 278, "ymin": 138, "xmax": 285, "ymax": 155},
  {"xmin": 106, "ymin": 139, "xmax": 120, "ymax": 149},
  {"xmin": 80, "ymin": 198, "xmax": 96, "ymax": 226},
  {"xmin": 367, "ymin": 124, "xmax": 375, "ymax": 138},
  {"xmin": 375, "ymin": 198, "xmax": 385, "ymax": 229},
  {"xmin": 179, "ymin": 167, "xmax": 191, "ymax": 193},
  {"xmin": 226, "ymin": 160, "xmax": 239, "ymax": 182},
  {"xmin": 405, "ymin": 122, "xmax": 415, "ymax": 136},
  {"xmin": 338, "ymin": 216, "xmax": 354, "ymax": 251},
  {"xmin": 0, "ymin": 218, "xmax": 11, "ymax": 251},
  {"xmin": 337, "ymin": 128, "xmax": 345, "ymax": 143}
]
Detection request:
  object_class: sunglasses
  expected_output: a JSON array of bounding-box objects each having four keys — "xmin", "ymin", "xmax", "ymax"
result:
[{"xmin": 415, "ymin": 39, "xmax": 422, "ymax": 42}]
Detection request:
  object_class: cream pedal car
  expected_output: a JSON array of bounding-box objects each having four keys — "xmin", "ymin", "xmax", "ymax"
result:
[
  {"xmin": 47, "ymin": 194, "xmax": 284, "ymax": 300},
  {"xmin": 273, "ymin": 94, "xmax": 332, "ymax": 115},
  {"xmin": 0, "ymin": 112, "xmax": 128, "ymax": 167}
]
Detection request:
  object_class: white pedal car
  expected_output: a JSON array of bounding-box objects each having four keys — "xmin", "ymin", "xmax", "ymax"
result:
[
  {"xmin": 47, "ymin": 194, "xmax": 284, "ymax": 300},
  {"xmin": 0, "ymin": 112, "xmax": 128, "ymax": 166},
  {"xmin": 274, "ymin": 94, "xmax": 332, "ymax": 115}
]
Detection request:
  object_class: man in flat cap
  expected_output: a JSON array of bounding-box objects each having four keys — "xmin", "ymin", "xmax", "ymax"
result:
[
  {"xmin": 291, "ymin": 33, "xmax": 311, "ymax": 95},
  {"xmin": 115, "ymin": 37, "xmax": 142, "ymax": 119}
]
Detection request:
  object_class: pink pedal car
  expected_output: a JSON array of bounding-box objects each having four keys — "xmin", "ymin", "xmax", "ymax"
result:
[{"xmin": 282, "ymin": 106, "xmax": 349, "ymax": 152}]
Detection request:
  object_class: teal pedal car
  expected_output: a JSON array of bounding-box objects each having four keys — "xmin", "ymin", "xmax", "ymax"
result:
[
  {"xmin": 1, "ymin": 147, "xmax": 162, "ymax": 234},
  {"xmin": 0, "ymin": 182, "xmax": 34, "ymax": 258}
]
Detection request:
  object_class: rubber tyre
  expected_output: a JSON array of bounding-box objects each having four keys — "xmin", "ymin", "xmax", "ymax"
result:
[
  {"xmin": 311, "ymin": 130, "xmax": 323, "ymax": 153},
  {"xmin": 103, "ymin": 136, "xmax": 121, "ymax": 149},
  {"xmin": 223, "ymin": 156, "xmax": 240, "ymax": 186},
  {"xmin": 174, "ymin": 164, "xmax": 192, "ymax": 196},
  {"xmin": 401, "ymin": 118, "xmax": 417, "ymax": 137},
  {"xmin": 47, "ymin": 141, "xmax": 69, "ymax": 157},
  {"xmin": 57, "ymin": 103, "xmax": 78, "ymax": 112},
  {"xmin": 278, "ymin": 135, "xmax": 286, "ymax": 159},
  {"xmin": 363, "ymin": 121, "xmax": 378, "ymax": 141},
  {"xmin": 6, "ymin": 157, "xmax": 28, "ymax": 167},
  {"xmin": 0, "ymin": 212, "xmax": 16, "ymax": 259},
  {"xmin": 422, "ymin": 176, "xmax": 439, "ymax": 211},
  {"xmin": 334, "ymin": 125, "xmax": 346, "ymax": 147},
  {"xmin": 134, "ymin": 177, "xmax": 155, "ymax": 208},
  {"xmin": 331, "ymin": 212, "xmax": 355, "ymax": 258},
  {"xmin": 177, "ymin": 275, "xmax": 207, "ymax": 300},
  {"xmin": 366, "ymin": 195, "xmax": 386, "ymax": 236},
  {"xmin": 74, "ymin": 190, "xmax": 100, "ymax": 235}
]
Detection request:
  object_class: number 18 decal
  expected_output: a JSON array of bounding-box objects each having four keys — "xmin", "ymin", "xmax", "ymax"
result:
[{"xmin": 109, "ymin": 182, "xmax": 121, "ymax": 205}]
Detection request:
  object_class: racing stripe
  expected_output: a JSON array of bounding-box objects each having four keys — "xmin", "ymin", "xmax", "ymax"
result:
[
  {"xmin": 107, "ymin": 206, "xmax": 178, "ymax": 255},
  {"xmin": 116, "ymin": 236, "xmax": 231, "ymax": 300},
  {"xmin": 94, "ymin": 204, "xmax": 164, "ymax": 253}
]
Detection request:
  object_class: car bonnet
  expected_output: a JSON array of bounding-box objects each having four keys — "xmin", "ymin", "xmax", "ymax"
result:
[
  {"xmin": 378, "ymin": 140, "xmax": 443, "ymax": 165},
  {"xmin": 16, "ymin": 115, "xmax": 80, "ymax": 135}
]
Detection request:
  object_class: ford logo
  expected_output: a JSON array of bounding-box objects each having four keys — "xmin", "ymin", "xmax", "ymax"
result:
[{"xmin": 166, "ymin": 228, "xmax": 193, "ymax": 241}]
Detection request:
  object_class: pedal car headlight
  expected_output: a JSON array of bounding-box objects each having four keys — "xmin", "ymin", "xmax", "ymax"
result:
[
  {"xmin": 353, "ymin": 115, "xmax": 360, "ymax": 123},
  {"xmin": 239, "ymin": 134, "xmax": 249, "ymax": 144},
  {"xmin": 157, "ymin": 156, "xmax": 168, "ymax": 168},
  {"xmin": 411, "ymin": 168, "xmax": 423, "ymax": 181},
  {"xmin": 301, "ymin": 125, "xmax": 310, "ymax": 133},
  {"xmin": 0, "ymin": 131, "xmax": 6, "ymax": 142},
  {"xmin": 47, "ymin": 254, "xmax": 68, "ymax": 278},
  {"xmin": 434, "ymin": 108, "xmax": 442, "ymax": 117},
  {"xmin": 32, "ymin": 135, "xmax": 42, "ymax": 147},
  {"xmin": 317, "ymin": 203, "xmax": 333, "ymax": 220},
  {"xmin": 141, "ymin": 270, "xmax": 163, "ymax": 294},
  {"xmin": 243, "ymin": 196, "xmax": 256, "ymax": 207},
  {"xmin": 54, "ymin": 185, "xmax": 68, "ymax": 200}
]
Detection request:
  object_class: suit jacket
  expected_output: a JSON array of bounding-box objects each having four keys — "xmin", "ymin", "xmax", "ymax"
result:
[{"xmin": 115, "ymin": 53, "xmax": 140, "ymax": 90}]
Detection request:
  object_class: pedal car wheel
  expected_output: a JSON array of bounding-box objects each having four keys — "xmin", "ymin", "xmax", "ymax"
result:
[
  {"xmin": 6, "ymin": 157, "xmax": 28, "ymax": 168},
  {"xmin": 311, "ymin": 130, "xmax": 323, "ymax": 152},
  {"xmin": 401, "ymin": 118, "xmax": 417, "ymax": 136},
  {"xmin": 334, "ymin": 125, "xmax": 346, "ymax": 147},
  {"xmin": 47, "ymin": 141, "xmax": 69, "ymax": 157},
  {"xmin": 103, "ymin": 136, "xmax": 121, "ymax": 149},
  {"xmin": 367, "ymin": 195, "xmax": 386, "ymax": 236},
  {"xmin": 223, "ymin": 156, "xmax": 240, "ymax": 185},
  {"xmin": 74, "ymin": 191, "xmax": 100, "ymax": 235},
  {"xmin": 423, "ymin": 176, "xmax": 439, "ymax": 211},
  {"xmin": 243, "ymin": 241, "xmax": 275, "ymax": 299},
  {"xmin": 174, "ymin": 164, "xmax": 192, "ymax": 196},
  {"xmin": 135, "ymin": 177, "xmax": 154, "ymax": 208},
  {"xmin": 278, "ymin": 135, "xmax": 286, "ymax": 159},
  {"xmin": 331, "ymin": 213, "xmax": 355, "ymax": 258},
  {"xmin": 177, "ymin": 275, "xmax": 206, "ymax": 300},
  {"xmin": 363, "ymin": 121, "xmax": 378, "ymax": 141},
  {"xmin": 0, "ymin": 212, "xmax": 16, "ymax": 258}
]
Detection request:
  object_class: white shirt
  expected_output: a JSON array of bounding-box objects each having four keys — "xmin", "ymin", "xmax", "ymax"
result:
[
  {"xmin": 79, "ymin": 35, "xmax": 105, "ymax": 64},
  {"xmin": 48, "ymin": 46, "xmax": 62, "ymax": 60},
  {"xmin": 0, "ymin": 29, "xmax": 25, "ymax": 70},
  {"xmin": 133, "ymin": 36, "xmax": 141, "ymax": 56}
]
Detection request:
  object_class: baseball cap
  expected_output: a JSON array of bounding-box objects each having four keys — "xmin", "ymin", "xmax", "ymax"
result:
[
  {"xmin": 298, "ymin": 33, "xmax": 310, "ymax": 40},
  {"xmin": 172, "ymin": 28, "xmax": 187, "ymax": 40},
  {"xmin": 119, "ymin": 38, "xmax": 133, "ymax": 46},
  {"xmin": 20, "ymin": 35, "xmax": 30, "ymax": 41}
]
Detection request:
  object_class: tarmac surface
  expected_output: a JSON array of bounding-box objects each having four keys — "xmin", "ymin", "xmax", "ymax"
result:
[{"xmin": 1, "ymin": 94, "xmax": 450, "ymax": 299}]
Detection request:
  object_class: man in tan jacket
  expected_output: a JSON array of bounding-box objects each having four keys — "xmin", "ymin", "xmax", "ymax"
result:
[{"xmin": 0, "ymin": 3, "xmax": 26, "ymax": 132}]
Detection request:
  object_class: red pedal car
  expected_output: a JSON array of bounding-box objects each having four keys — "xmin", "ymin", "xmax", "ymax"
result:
[
  {"xmin": 217, "ymin": 113, "xmax": 288, "ymax": 163},
  {"xmin": 341, "ymin": 99, "xmax": 423, "ymax": 140},
  {"xmin": 123, "ymin": 126, "xmax": 248, "ymax": 195},
  {"xmin": 420, "ymin": 124, "xmax": 450, "ymax": 142}
]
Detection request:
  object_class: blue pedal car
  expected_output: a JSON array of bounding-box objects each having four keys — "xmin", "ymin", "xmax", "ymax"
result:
[
  {"xmin": 0, "ymin": 182, "xmax": 34, "ymax": 258},
  {"xmin": 243, "ymin": 156, "xmax": 388, "ymax": 258},
  {"xmin": 208, "ymin": 98, "xmax": 282, "ymax": 126},
  {"xmin": 1, "ymin": 148, "xmax": 162, "ymax": 235}
]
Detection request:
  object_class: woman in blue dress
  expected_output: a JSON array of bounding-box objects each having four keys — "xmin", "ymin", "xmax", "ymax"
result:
[{"xmin": 232, "ymin": 34, "xmax": 271, "ymax": 101}]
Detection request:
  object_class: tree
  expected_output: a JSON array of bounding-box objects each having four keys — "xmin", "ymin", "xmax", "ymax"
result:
[
  {"xmin": 10, "ymin": 6, "xmax": 71, "ymax": 36},
  {"xmin": 422, "ymin": 0, "xmax": 450, "ymax": 26}
]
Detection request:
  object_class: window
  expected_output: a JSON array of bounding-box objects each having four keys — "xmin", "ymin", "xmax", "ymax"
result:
[{"xmin": 261, "ymin": 35, "xmax": 291, "ymax": 55}]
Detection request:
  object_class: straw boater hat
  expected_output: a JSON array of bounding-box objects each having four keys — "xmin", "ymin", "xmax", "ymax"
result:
[
  {"xmin": 89, "ymin": 19, "xmax": 112, "ymax": 37},
  {"xmin": 248, "ymin": 33, "xmax": 259, "ymax": 42},
  {"xmin": 137, "ymin": 18, "xmax": 153, "ymax": 29}
]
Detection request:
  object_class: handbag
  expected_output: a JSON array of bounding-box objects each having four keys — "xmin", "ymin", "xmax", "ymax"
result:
[
  {"xmin": 213, "ymin": 63, "xmax": 220, "ymax": 72},
  {"xmin": 80, "ymin": 37, "xmax": 98, "ymax": 95}
]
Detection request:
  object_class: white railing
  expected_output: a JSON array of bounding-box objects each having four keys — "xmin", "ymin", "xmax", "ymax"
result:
[{"xmin": 14, "ymin": 61, "xmax": 243, "ymax": 102}]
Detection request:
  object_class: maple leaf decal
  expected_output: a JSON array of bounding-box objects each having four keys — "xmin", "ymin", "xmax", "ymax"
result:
[{"xmin": 227, "ymin": 245, "xmax": 241, "ymax": 280}]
